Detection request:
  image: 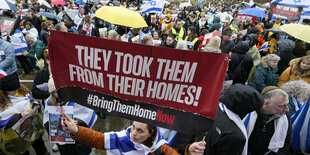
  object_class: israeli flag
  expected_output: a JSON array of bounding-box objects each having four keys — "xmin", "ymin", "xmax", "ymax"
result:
[
  {"xmin": 291, "ymin": 97, "xmax": 310, "ymax": 152},
  {"xmin": 9, "ymin": 29, "xmax": 28, "ymax": 56},
  {"xmin": 142, "ymin": 0, "xmax": 165, "ymax": 15},
  {"xmin": 272, "ymin": 0, "xmax": 310, "ymax": 8}
]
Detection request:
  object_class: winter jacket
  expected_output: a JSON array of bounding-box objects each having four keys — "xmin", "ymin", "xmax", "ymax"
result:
[
  {"xmin": 208, "ymin": 17, "xmax": 221, "ymax": 32},
  {"xmin": 0, "ymin": 39, "xmax": 17, "ymax": 74},
  {"xmin": 205, "ymin": 84, "xmax": 264, "ymax": 155},
  {"xmin": 278, "ymin": 59, "xmax": 310, "ymax": 87},
  {"xmin": 72, "ymin": 126, "xmax": 191, "ymax": 155},
  {"xmin": 32, "ymin": 67, "xmax": 50, "ymax": 99},
  {"xmin": 248, "ymin": 112, "xmax": 292, "ymax": 155},
  {"xmin": 251, "ymin": 58, "xmax": 279, "ymax": 93},
  {"xmin": 228, "ymin": 41, "xmax": 253, "ymax": 84},
  {"xmin": 183, "ymin": 20, "xmax": 200, "ymax": 36},
  {"xmin": 27, "ymin": 40, "xmax": 45, "ymax": 70},
  {"xmin": 246, "ymin": 34, "xmax": 261, "ymax": 84},
  {"xmin": 40, "ymin": 27, "xmax": 48, "ymax": 47}
]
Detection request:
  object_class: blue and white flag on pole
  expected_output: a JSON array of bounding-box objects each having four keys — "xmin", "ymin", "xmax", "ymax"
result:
[
  {"xmin": 272, "ymin": 0, "xmax": 310, "ymax": 8},
  {"xmin": 291, "ymin": 97, "xmax": 310, "ymax": 152},
  {"xmin": 9, "ymin": 29, "xmax": 28, "ymax": 56},
  {"xmin": 142, "ymin": 0, "xmax": 165, "ymax": 15}
]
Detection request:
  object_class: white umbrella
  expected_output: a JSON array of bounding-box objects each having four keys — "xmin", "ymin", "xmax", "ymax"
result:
[
  {"xmin": 38, "ymin": 0, "xmax": 52, "ymax": 8},
  {"xmin": 0, "ymin": 0, "xmax": 12, "ymax": 10},
  {"xmin": 179, "ymin": 2, "xmax": 191, "ymax": 8}
]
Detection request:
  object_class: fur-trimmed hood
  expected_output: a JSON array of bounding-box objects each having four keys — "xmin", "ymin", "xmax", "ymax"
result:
[{"xmin": 290, "ymin": 58, "xmax": 310, "ymax": 78}]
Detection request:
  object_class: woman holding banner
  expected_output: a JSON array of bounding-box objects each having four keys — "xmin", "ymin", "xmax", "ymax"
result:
[{"xmin": 61, "ymin": 112, "xmax": 205, "ymax": 155}]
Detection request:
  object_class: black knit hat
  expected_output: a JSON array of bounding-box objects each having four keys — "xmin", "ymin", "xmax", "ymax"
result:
[{"xmin": 0, "ymin": 73, "xmax": 20, "ymax": 91}]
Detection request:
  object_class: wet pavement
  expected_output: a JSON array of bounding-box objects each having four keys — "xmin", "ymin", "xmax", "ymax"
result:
[{"xmin": 19, "ymin": 70, "xmax": 132, "ymax": 155}]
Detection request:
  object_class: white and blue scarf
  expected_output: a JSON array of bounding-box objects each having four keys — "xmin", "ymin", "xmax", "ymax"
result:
[
  {"xmin": 43, "ymin": 97, "xmax": 97, "ymax": 128},
  {"xmin": 0, "ymin": 95, "xmax": 32, "ymax": 131},
  {"xmin": 104, "ymin": 126, "xmax": 167, "ymax": 155},
  {"xmin": 243, "ymin": 111, "xmax": 288, "ymax": 153},
  {"xmin": 219, "ymin": 103, "xmax": 248, "ymax": 155}
]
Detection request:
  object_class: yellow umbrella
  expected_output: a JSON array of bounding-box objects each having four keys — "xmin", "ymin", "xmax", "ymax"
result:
[
  {"xmin": 280, "ymin": 24, "xmax": 310, "ymax": 43},
  {"xmin": 95, "ymin": 6, "xmax": 148, "ymax": 28}
]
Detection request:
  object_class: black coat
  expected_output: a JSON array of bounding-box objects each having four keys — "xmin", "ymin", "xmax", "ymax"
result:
[
  {"xmin": 205, "ymin": 84, "xmax": 264, "ymax": 155},
  {"xmin": 248, "ymin": 112, "xmax": 292, "ymax": 155},
  {"xmin": 32, "ymin": 67, "xmax": 50, "ymax": 99},
  {"xmin": 204, "ymin": 107, "xmax": 246, "ymax": 155},
  {"xmin": 220, "ymin": 39, "xmax": 235, "ymax": 54}
]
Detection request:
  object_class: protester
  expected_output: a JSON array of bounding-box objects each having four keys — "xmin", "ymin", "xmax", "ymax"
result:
[
  {"xmin": 208, "ymin": 17, "xmax": 221, "ymax": 32},
  {"xmin": 32, "ymin": 52, "xmax": 50, "ymax": 100},
  {"xmin": 278, "ymin": 55, "xmax": 310, "ymax": 87},
  {"xmin": 184, "ymin": 14, "xmax": 199, "ymax": 36},
  {"xmin": 281, "ymin": 80, "xmax": 310, "ymax": 116},
  {"xmin": 245, "ymin": 86, "xmax": 291, "ymax": 155},
  {"xmin": 251, "ymin": 54, "xmax": 280, "ymax": 93},
  {"xmin": 185, "ymin": 26, "xmax": 200, "ymax": 51},
  {"xmin": 205, "ymin": 84, "xmax": 264, "ymax": 155},
  {"xmin": 0, "ymin": 73, "xmax": 47, "ymax": 154},
  {"xmin": 40, "ymin": 20, "xmax": 54, "ymax": 46},
  {"xmin": 22, "ymin": 21, "xmax": 39, "ymax": 38},
  {"xmin": 220, "ymin": 27, "xmax": 234, "ymax": 54},
  {"xmin": 169, "ymin": 19, "xmax": 186, "ymax": 42},
  {"xmin": 0, "ymin": 38, "xmax": 17, "ymax": 74},
  {"xmin": 61, "ymin": 115, "xmax": 205, "ymax": 155},
  {"xmin": 259, "ymin": 32, "xmax": 280, "ymax": 57},
  {"xmin": 44, "ymin": 77, "xmax": 98, "ymax": 155},
  {"xmin": 227, "ymin": 41, "xmax": 253, "ymax": 84},
  {"xmin": 160, "ymin": 34, "xmax": 176, "ymax": 48},
  {"xmin": 201, "ymin": 36, "xmax": 221, "ymax": 53},
  {"xmin": 23, "ymin": 33, "xmax": 45, "ymax": 70},
  {"xmin": 276, "ymin": 39, "xmax": 295, "ymax": 75},
  {"xmin": 175, "ymin": 40, "xmax": 189, "ymax": 50}
]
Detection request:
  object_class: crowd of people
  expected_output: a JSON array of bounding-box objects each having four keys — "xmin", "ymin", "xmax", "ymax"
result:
[{"xmin": 1, "ymin": 0, "xmax": 310, "ymax": 154}]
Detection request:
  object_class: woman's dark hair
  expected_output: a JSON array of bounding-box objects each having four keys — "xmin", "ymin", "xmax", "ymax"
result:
[
  {"xmin": 187, "ymin": 26, "xmax": 196, "ymax": 41},
  {"xmin": 144, "ymin": 124, "xmax": 157, "ymax": 147}
]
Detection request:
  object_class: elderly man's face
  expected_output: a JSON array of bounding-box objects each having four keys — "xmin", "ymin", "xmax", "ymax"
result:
[
  {"xmin": 25, "ymin": 36, "xmax": 33, "ymax": 45},
  {"xmin": 264, "ymin": 94, "xmax": 289, "ymax": 115}
]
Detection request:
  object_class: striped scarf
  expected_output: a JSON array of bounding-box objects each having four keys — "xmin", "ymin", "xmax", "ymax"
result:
[{"xmin": 104, "ymin": 126, "xmax": 167, "ymax": 155}]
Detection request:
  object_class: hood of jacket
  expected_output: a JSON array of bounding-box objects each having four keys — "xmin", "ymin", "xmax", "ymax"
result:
[
  {"xmin": 245, "ymin": 34, "xmax": 258, "ymax": 47},
  {"xmin": 231, "ymin": 41, "xmax": 250, "ymax": 54},
  {"xmin": 223, "ymin": 84, "xmax": 264, "ymax": 119}
]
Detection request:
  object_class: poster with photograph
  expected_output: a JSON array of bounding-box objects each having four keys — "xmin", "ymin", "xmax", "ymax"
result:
[
  {"xmin": 47, "ymin": 106, "xmax": 74, "ymax": 144},
  {"xmin": 12, "ymin": 106, "xmax": 40, "ymax": 140}
]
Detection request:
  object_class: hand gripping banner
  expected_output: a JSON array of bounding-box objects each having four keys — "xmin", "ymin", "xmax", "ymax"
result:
[{"xmin": 48, "ymin": 31, "xmax": 230, "ymax": 135}]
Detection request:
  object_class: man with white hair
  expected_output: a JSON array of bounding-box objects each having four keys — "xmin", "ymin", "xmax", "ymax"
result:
[
  {"xmin": 22, "ymin": 33, "xmax": 45, "ymax": 70},
  {"xmin": 55, "ymin": 22, "xmax": 68, "ymax": 32},
  {"xmin": 244, "ymin": 86, "xmax": 292, "ymax": 155}
]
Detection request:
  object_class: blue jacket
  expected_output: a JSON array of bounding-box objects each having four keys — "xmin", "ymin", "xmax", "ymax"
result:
[{"xmin": 0, "ymin": 39, "xmax": 17, "ymax": 74}]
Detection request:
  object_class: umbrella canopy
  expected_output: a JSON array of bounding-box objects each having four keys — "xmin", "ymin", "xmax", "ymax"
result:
[
  {"xmin": 75, "ymin": 1, "xmax": 86, "ymax": 5},
  {"xmin": 37, "ymin": 12, "xmax": 61, "ymax": 21},
  {"xmin": 38, "ymin": 0, "xmax": 52, "ymax": 8},
  {"xmin": 51, "ymin": 0, "xmax": 66, "ymax": 6},
  {"xmin": 280, "ymin": 24, "xmax": 310, "ymax": 44},
  {"xmin": 0, "ymin": 0, "xmax": 19, "ymax": 11},
  {"xmin": 95, "ymin": 6, "xmax": 148, "ymax": 28},
  {"xmin": 239, "ymin": 8, "xmax": 267, "ymax": 18},
  {"xmin": 57, "ymin": 10, "xmax": 79, "ymax": 21}
]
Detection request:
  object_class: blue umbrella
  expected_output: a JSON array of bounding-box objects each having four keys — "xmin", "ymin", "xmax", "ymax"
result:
[
  {"xmin": 75, "ymin": 1, "xmax": 86, "ymax": 5},
  {"xmin": 37, "ymin": 12, "xmax": 61, "ymax": 21},
  {"xmin": 239, "ymin": 8, "xmax": 267, "ymax": 18}
]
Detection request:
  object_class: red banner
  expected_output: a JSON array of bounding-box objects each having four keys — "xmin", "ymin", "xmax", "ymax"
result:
[
  {"xmin": 49, "ymin": 31, "xmax": 229, "ymax": 134},
  {"xmin": 235, "ymin": 14, "xmax": 257, "ymax": 25}
]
